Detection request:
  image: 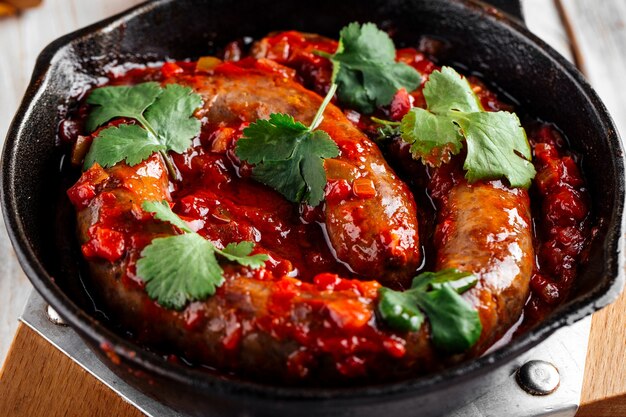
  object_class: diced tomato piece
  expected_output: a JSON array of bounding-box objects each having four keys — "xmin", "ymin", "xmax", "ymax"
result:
[
  {"xmin": 82, "ymin": 227, "xmax": 125, "ymax": 262},
  {"xmin": 67, "ymin": 182, "xmax": 96, "ymax": 208},
  {"xmin": 325, "ymin": 179, "xmax": 352, "ymax": 203},
  {"xmin": 530, "ymin": 273, "xmax": 561, "ymax": 304},
  {"xmin": 336, "ymin": 355, "xmax": 366, "ymax": 377},
  {"xmin": 327, "ymin": 299, "xmax": 372, "ymax": 331},
  {"xmin": 390, "ymin": 88, "xmax": 413, "ymax": 121},
  {"xmin": 544, "ymin": 186, "xmax": 587, "ymax": 227},
  {"xmin": 213, "ymin": 61, "xmax": 247, "ymax": 75},
  {"xmin": 67, "ymin": 164, "xmax": 109, "ymax": 208},
  {"xmin": 313, "ymin": 273, "xmax": 342, "ymax": 290},
  {"xmin": 352, "ymin": 178, "xmax": 377, "ymax": 199},
  {"xmin": 269, "ymin": 278, "xmax": 301, "ymax": 313},
  {"xmin": 222, "ymin": 323, "xmax": 242, "ymax": 350},
  {"xmin": 161, "ymin": 62, "xmax": 184, "ymax": 78},
  {"xmin": 383, "ymin": 337, "xmax": 407, "ymax": 358}
]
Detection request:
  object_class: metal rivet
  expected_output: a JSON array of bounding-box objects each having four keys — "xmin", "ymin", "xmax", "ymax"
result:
[
  {"xmin": 516, "ymin": 360, "xmax": 560, "ymax": 395},
  {"xmin": 46, "ymin": 305, "xmax": 67, "ymax": 326}
]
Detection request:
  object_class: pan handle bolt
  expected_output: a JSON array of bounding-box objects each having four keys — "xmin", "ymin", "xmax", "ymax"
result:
[
  {"xmin": 46, "ymin": 305, "xmax": 67, "ymax": 326},
  {"xmin": 516, "ymin": 360, "xmax": 560, "ymax": 395}
]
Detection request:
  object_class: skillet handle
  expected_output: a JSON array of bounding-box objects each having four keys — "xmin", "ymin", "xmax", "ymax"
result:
[{"xmin": 481, "ymin": 0, "xmax": 525, "ymax": 23}]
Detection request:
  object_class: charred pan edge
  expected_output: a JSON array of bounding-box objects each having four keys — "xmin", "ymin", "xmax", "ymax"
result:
[{"xmin": 1, "ymin": 0, "xmax": 624, "ymax": 402}]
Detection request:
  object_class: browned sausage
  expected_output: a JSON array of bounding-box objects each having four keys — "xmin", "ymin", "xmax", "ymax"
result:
[
  {"xmin": 430, "ymin": 164, "xmax": 533, "ymax": 351},
  {"xmin": 72, "ymin": 156, "xmax": 431, "ymax": 382},
  {"xmin": 177, "ymin": 68, "xmax": 421, "ymax": 287}
]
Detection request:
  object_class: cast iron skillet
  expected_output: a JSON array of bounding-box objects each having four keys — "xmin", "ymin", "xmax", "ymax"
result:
[{"xmin": 2, "ymin": 0, "xmax": 624, "ymax": 416}]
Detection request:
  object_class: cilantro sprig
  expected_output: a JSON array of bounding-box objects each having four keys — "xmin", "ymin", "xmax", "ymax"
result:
[
  {"xmin": 316, "ymin": 22, "xmax": 421, "ymax": 114},
  {"xmin": 136, "ymin": 201, "xmax": 268, "ymax": 309},
  {"xmin": 378, "ymin": 269, "xmax": 482, "ymax": 353},
  {"xmin": 235, "ymin": 84, "xmax": 340, "ymax": 206},
  {"xmin": 372, "ymin": 67, "xmax": 535, "ymax": 188},
  {"xmin": 84, "ymin": 82, "xmax": 203, "ymax": 179},
  {"xmin": 393, "ymin": 67, "xmax": 535, "ymax": 188}
]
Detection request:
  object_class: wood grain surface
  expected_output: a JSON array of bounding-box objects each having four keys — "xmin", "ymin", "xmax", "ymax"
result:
[
  {"xmin": 578, "ymin": 292, "xmax": 626, "ymax": 416},
  {"xmin": 0, "ymin": 323, "xmax": 145, "ymax": 417},
  {"xmin": 558, "ymin": 0, "xmax": 626, "ymax": 136},
  {"xmin": 555, "ymin": 1, "xmax": 626, "ymax": 414}
]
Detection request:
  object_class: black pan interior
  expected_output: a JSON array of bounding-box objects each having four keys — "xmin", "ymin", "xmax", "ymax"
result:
[{"xmin": 2, "ymin": 0, "xmax": 623, "ymax": 410}]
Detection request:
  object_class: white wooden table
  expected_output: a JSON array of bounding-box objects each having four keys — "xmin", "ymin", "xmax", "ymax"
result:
[{"xmin": 0, "ymin": 0, "xmax": 624, "ymax": 382}]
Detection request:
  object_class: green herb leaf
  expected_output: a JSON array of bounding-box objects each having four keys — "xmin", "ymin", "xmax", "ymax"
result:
[
  {"xmin": 417, "ymin": 283, "xmax": 482, "ymax": 352},
  {"xmin": 86, "ymin": 82, "xmax": 162, "ymax": 133},
  {"xmin": 83, "ymin": 124, "xmax": 165, "ymax": 169},
  {"xmin": 398, "ymin": 66, "xmax": 536, "ymax": 188},
  {"xmin": 378, "ymin": 287, "xmax": 425, "ymax": 332},
  {"xmin": 136, "ymin": 233, "xmax": 223, "ymax": 310},
  {"xmin": 455, "ymin": 111, "xmax": 535, "ymax": 188},
  {"xmin": 400, "ymin": 108, "xmax": 463, "ymax": 166},
  {"xmin": 218, "ymin": 241, "xmax": 269, "ymax": 268},
  {"xmin": 84, "ymin": 82, "xmax": 202, "ymax": 171},
  {"xmin": 377, "ymin": 269, "xmax": 482, "ymax": 353},
  {"xmin": 235, "ymin": 87, "xmax": 340, "ymax": 206},
  {"xmin": 370, "ymin": 117, "xmax": 400, "ymax": 142},
  {"xmin": 320, "ymin": 22, "xmax": 421, "ymax": 114},
  {"xmin": 136, "ymin": 201, "xmax": 268, "ymax": 309},
  {"xmin": 235, "ymin": 114, "xmax": 310, "ymax": 163},
  {"xmin": 143, "ymin": 84, "xmax": 203, "ymax": 153},
  {"xmin": 142, "ymin": 200, "xmax": 192, "ymax": 233},
  {"xmin": 422, "ymin": 66, "xmax": 482, "ymax": 114}
]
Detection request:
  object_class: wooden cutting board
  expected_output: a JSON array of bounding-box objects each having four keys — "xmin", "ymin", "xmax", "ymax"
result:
[{"xmin": 0, "ymin": 287, "xmax": 624, "ymax": 417}]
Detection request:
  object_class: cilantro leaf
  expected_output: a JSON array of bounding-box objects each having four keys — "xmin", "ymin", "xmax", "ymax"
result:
[
  {"xmin": 418, "ymin": 284, "xmax": 482, "ymax": 352},
  {"xmin": 136, "ymin": 201, "xmax": 268, "ymax": 309},
  {"xmin": 143, "ymin": 84, "xmax": 203, "ymax": 153},
  {"xmin": 398, "ymin": 66, "xmax": 536, "ymax": 188},
  {"xmin": 300, "ymin": 131, "xmax": 340, "ymax": 205},
  {"xmin": 423, "ymin": 66, "xmax": 482, "ymax": 114},
  {"xmin": 86, "ymin": 82, "xmax": 162, "ymax": 133},
  {"xmin": 455, "ymin": 111, "xmax": 536, "ymax": 188},
  {"xmin": 84, "ymin": 82, "xmax": 202, "ymax": 172},
  {"xmin": 218, "ymin": 242, "xmax": 268, "ymax": 268},
  {"xmin": 320, "ymin": 22, "xmax": 421, "ymax": 114},
  {"xmin": 137, "ymin": 233, "xmax": 223, "ymax": 309},
  {"xmin": 370, "ymin": 117, "xmax": 401, "ymax": 142},
  {"xmin": 142, "ymin": 200, "xmax": 192, "ymax": 233},
  {"xmin": 250, "ymin": 158, "xmax": 308, "ymax": 203},
  {"xmin": 377, "ymin": 285, "xmax": 425, "ymax": 331},
  {"xmin": 235, "ymin": 86, "xmax": 340, "ymax": 206},
  {"xmin": 83, "ymin": 124, "xmax": 164, "ymax": 168},
  {"xmin": 236, "ymin": 114, "xmax": 310, "ymax": 163},
  {"xmin": 377, "ymin": 269, "xmax": 482, "ymax": 353},
  {"xmin": 400, "ymin": 108, "xmax": 463, "ymax": 166}
]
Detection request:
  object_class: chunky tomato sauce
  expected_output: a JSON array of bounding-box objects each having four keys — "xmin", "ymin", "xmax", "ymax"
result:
[{"xmin": 63, "ymin": 31, "xmax": 593, "ymax": 373}]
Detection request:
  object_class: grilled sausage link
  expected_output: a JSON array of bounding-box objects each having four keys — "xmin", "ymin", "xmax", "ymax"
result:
[
  {"xmin": 430, "ymin": 167, "xmax": 533, "ymax": 351},
  {"xmin": 72, "ymin": 156, "xmax": 432, "ymax": 382},
  {"xmin": 181, "ymin": 69, "xmax": 421, "ymax": 287}
]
